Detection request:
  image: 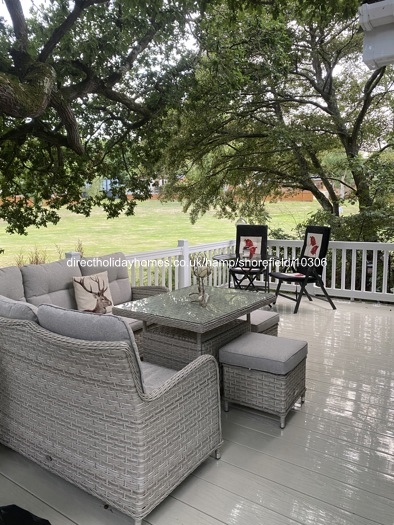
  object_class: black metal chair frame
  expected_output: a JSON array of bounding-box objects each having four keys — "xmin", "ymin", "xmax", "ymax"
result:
[
  {"xmin": 229, "ymin": 224, "xmax": 269, "ymax": 292},
  {"xmin": 269, "ymin": 226, "xmax": 336, "ymax": 313}
]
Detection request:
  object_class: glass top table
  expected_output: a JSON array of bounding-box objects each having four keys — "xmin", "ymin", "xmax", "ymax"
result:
[{"xmin": 113, "ymin": 285, "xmax": 276, "ymax": 334}]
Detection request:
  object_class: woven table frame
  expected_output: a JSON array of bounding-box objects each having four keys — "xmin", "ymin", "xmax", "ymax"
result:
[
  {"xmin": 256, "ymin": 323, "xmax": 278, "ymax": 336},
  {"xmin": 222, "ymin": 358, "xmax": 306, "ymax": 428},
  {"xmin": 143, "ymin": 319, "xmax": 249, "ymax": 370},
  {"xmin": 0, "ymin": 318, "xmax": 222, "ymax": 525}
]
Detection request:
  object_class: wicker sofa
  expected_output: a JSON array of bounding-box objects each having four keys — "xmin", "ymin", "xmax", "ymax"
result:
[
  {"xmin": 0, "ymin": 304, "xmax": 222, "ymax": 524},
  {"xmin": 0, "ymin": 251, "xmax": 167, "ymax": 345}
]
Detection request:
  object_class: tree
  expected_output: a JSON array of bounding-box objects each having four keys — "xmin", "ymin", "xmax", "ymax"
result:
[
  {"xmin": 0, "ymin": 0, "xmax": 361, "ymax": 234},
  {"xmin": 158, "ymin": 4, "xmax": 394, "ymax": 241},
  {"xmin": 0, "ymin": 0, "xmax": 203, "ymax": 233}
]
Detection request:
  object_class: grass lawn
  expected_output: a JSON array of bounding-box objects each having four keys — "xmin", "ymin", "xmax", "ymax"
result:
[{"xmin": 0, "ymin": 199, "xmax": 355, "ymax": 267}]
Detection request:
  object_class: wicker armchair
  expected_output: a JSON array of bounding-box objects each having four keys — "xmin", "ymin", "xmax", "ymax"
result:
[{"xmin": 0, "ymin": 317, "xmax": 222, "ymax": 525}]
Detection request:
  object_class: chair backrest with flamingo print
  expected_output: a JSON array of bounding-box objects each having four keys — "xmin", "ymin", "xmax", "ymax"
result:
[
  {"xmin": 235, "ymin": 224, "xmax": 268, "ymax": 264},
  {"xmin": 296, "ymin": 226, "xmax": 331, "ymax": 276}
]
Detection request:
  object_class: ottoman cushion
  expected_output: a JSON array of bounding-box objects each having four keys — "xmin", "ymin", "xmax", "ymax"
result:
[
  {"xmin": 219, "ymin": 332, "xmax": 307, "ymax": 375},
  {"xmin": 239, "ymin": 310, "xmax": 279, "ymax": 333}
]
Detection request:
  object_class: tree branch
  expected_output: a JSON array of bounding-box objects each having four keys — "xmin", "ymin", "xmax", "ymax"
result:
[
  {"xmin": 105, "ymin": 21, "xmax": 162, "ymax": 88},
  {"xmin": 0, "ymin": 120, "xmax": 69, "ymax": 150},
  {"xmin": 50, "ymin": 91, "xmax": 85, "ymax": 154},
  {"xmin": 97, "ymin": 86, "xmax": 153, "ymax": 117},
  {"xmin": 39, "ymin": 0, "xmax": 109, "ymax": 62},
  {"xmin": 4, "ymin": 0, "xmax": 28, "ymax": 54},
  {"xmin": 351, "ymin": 66, "xmax": 386, "ymax": 151}
]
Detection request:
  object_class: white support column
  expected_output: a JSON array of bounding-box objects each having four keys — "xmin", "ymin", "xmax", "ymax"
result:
[
  {"xmin": 177, "ymin": 240, "xmax": 191, "ymax": 288},
  {"xmin": 65, "ymin": 251, "xmax": 81, "ymax": 269}
]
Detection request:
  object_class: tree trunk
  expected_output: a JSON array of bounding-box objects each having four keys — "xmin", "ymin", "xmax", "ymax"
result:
[{"xmin": 0, "ymin": 63, "xmax": 56, "ymax": 118}]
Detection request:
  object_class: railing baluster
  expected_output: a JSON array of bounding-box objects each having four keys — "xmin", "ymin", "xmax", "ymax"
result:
[
  {"xmin": 372, "ymin": 250, "xmax": 378, "ymax": 293},
  {"xmin": 139, "ymin": 263, "xmax": 144, "ymax": 287},
  {"xmin": 341, "ymin": 249, "xmax": 347, "ymax": 290},
  {"xmin": 361, "ymin": 249, "xmax": 367, "ymax": 292},
  {"xmin": 382, "ymin": 251, "xmax": 389, "ymax": 294},
  {"xmin": 331, "ymin": 247, "xmax": 337, "ymax": 290},
  {"xmin": 351, "ymin": 248, "xmax": 357, "ymax": 292}
]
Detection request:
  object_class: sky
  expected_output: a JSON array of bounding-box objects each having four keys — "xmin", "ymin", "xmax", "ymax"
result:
[
  {"xmin": 0, "ymin": 1, "xmax": 10, "ymax": 22},
  {"xmin": 0, "ymin": 1, "xmax": 42, "ymax": 23}
]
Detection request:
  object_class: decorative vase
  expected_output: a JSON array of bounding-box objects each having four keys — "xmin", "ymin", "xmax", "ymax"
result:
[
  {"xmin": 198, "ymin": 277, "xmax": 209, "ymax": 307},
  {"xmin": 189, "ymin": 276, "xmax": 209, "ymax": 307},
  {"xmin": 189, "ymin": 252, "xmax": 212, "ymax": 307}
]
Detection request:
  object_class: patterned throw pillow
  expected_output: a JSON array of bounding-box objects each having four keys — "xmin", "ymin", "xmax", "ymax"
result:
[{"xmin": 72, "ymin": 271, "xmax": 113, "ymax": 313}]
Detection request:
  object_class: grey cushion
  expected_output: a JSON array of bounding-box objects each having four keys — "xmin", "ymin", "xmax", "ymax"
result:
[
  {"xmin": 37, "ymin": 304, "xmax": 145, "ymax": 388},
  {"xmin": 239, "ymin": 310, "xmax": 279, "ymax": 333},
  {"xmin": 219, "ymin": 333, "xmax": 307, "ymax": 375},
  {"xmin": 0, "ymin": 295, "xmax": 38, "ymax": 322},
  {"xmin": 0, "ymin": 266, "xmax": 26, "ymax": 301},
  {"xmin": 79, "ymin": 252, "xmax": 132, "ymax": 305},
  {"xmin": 21, "ymin": 259, "xmax": 82, "ymax": 308},
  {"xmin": 38, "ymin": 303, "xmax": 136, "ymax": 343},
  {"xmin": 140, "ymin": 362, "xmax": 177, "ymax": 393}
]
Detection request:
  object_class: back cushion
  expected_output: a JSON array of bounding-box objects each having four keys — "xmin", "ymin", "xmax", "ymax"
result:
[
  {"xmin": 0, "ymin": 295, "xmax": 38, "ymax": 322},
  {"xmin": 79, "ymin": 252, "xmax": 132, "ymax": 305},
  {"xmin": 37, "ymin": 304, "xmax": 143, "ymax": 387},
  {"xmin": 21, "ymin": 259, "xmax": 82, "ymax": 308},
  {"xmin": 0, "ymin": 266, "xmax": 26, "ymax": 301}
]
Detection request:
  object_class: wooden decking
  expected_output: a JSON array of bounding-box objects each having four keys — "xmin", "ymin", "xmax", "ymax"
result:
[{"xmin": 1, "ymin": 297, "xmax": 393, "ymax": 525}]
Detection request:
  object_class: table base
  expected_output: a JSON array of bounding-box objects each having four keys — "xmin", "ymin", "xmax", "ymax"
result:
[{"xmin": 142, "ymin": 319, "xmax": 249, "ymax": 370}]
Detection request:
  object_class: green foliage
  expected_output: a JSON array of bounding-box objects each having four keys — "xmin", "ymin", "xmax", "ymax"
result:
[
  {"xmin": 300, "ymin": 206, "xmax": 394, "ymax": 242},
  {"xmin": 160, "ymin": 5, "xmax": 293, "ymax": 222},
  {"xmin": 299, "ymin": 154, "xmax": 394, "ymax": 242},
  {"xmin": 157, "ymin": 3, "xmax": 394, "ymax": 241},
  {"xmin": 0, "ymin": 0, "xmax": 204, "ymax": 233},
  {"xmin": 221, "ymin": 0, "xmax": 360, "ymax": 20},
  {"xmin": 0, "ymin": 0, "xmax": 384, "ymax": 237}
]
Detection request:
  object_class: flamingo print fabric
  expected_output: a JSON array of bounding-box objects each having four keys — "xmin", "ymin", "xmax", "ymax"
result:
[
  {"xmin": 304, "ymin": 233, "xmax": 323, "ymax": 258},
  {"xmin": 239, "ymin": 236, "xmax": 262, "ymax": 259}
]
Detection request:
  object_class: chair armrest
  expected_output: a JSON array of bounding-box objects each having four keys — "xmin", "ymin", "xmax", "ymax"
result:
[
  {"xmin": 128, "ymin": 354, "xmax": 222, "ymax": 516},
  {"xmin": 131, "ymin": 285, "xmax": 169, "ymax": 301},
  {"xmin": 133, "ymin": 354, "xmax": 222, "ymax": 505},
  {"xmin": 139, "ymin": 353, "xmax": 221, "ymax": 444}
]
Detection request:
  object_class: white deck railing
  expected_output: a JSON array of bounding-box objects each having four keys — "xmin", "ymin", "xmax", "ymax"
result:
[{"xmin": 125, "ymin": 239, "xmax": 394, "ymax": 304}]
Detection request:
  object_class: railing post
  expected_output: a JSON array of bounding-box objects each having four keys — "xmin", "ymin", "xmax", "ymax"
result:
[
  {"xmin": 65, "ymin": 251, "xmax": 81, "ymax": 260},
  {"xmin": 65, "ymin": 251, "xmax": 81, "ymax": 269},
  {"xmin": 178, "ymin": 240, "xmax": 191, "ymax": 288}
]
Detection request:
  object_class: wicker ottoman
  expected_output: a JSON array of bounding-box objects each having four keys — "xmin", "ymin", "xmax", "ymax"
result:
[
  {"xmin": 219, "ymin": 333, "xmax": 307, "ymax": 428},
  {"xmin": 238, "ymin": 310, "xmax": 280, "ymax": 336}
]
